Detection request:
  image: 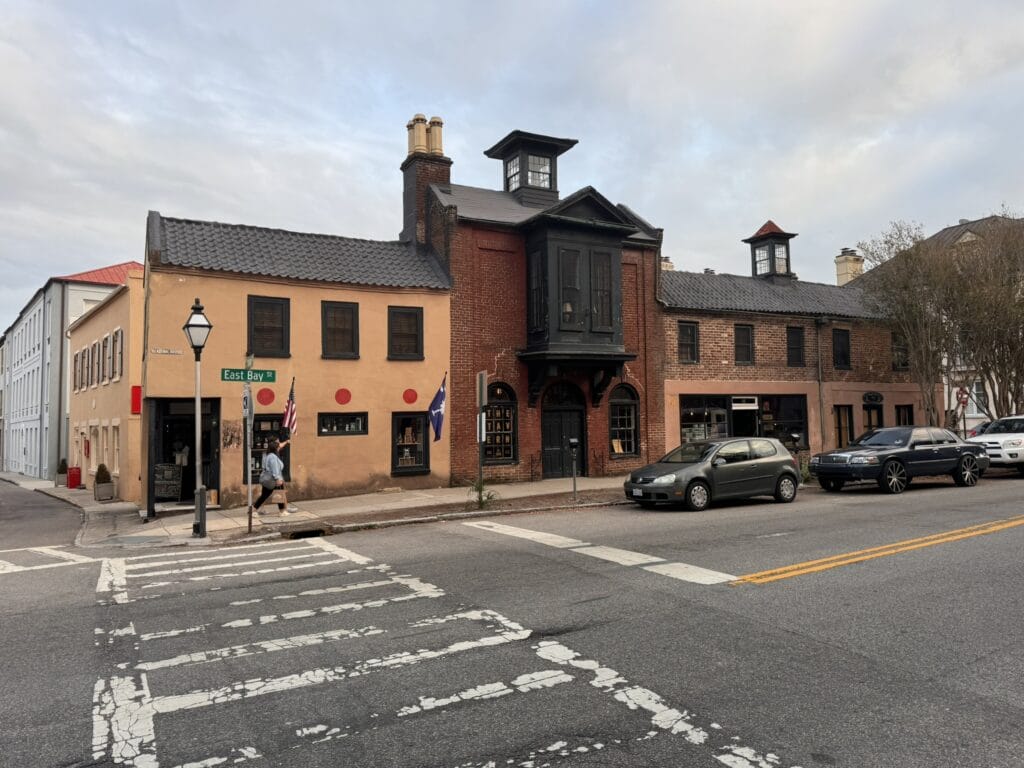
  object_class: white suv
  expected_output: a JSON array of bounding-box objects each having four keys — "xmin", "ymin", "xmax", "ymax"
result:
[{"xmin": 968, "ymin": 415, "xmax": 1024, "ymax": 474}]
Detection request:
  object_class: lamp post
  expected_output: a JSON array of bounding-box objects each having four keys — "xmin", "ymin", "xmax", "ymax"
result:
[{"xmin": 183, "ymin": 298, "xmax": 212, "ymax": 537}]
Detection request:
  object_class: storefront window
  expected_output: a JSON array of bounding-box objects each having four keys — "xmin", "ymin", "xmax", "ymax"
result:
[
  {"xmin": 680, "ymin": 394, "xmax": 808, "ymax": 450},
  {"xmin": 759, "ymin": 395, "xmax": 808, "ymax": 450},
  {"xmin": 680, "ymin": 396, "xmax": 729, "ymax": 443}
]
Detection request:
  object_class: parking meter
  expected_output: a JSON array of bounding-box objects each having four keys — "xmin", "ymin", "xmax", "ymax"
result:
[{"xmin": 568, "ymin": 438, "xmax": 579, "ymax": 501}]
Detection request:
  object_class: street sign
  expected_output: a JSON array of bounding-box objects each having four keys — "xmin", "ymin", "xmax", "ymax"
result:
[{"xmin": 221, "ymin": 368, "xmax": 276, "ymax": 383}]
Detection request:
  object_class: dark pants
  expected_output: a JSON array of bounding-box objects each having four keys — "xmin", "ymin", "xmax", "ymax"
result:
[{"xmin": 253, "ymin": 484, "xmax": 285, "ymax": 511}]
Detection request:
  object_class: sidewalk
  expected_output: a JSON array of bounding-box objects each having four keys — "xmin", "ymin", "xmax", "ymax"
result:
[{"xmin": 0, "ymin": 471, "xmax": 629, "ymax": 549}]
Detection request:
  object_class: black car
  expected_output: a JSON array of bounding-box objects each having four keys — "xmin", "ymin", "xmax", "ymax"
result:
[
  {"xmin": 809, "ymin": 426, "xmax": 989, "ymax": 494},
  {"xmin": 624, "ymin": 437, "xmax": 801, "ymax": 511}
]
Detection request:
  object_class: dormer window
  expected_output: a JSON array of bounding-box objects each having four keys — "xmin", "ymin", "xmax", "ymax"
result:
[
  {"xmin": 528, "ymin": 155, "xmax": 551, "ymax": 188},
  {"xmin": 505, "ymin": 156, "xmax": 521, "ymax": 191},
  {"xmin": 755, "ymin": 246, "xmax": 770, "ymax": 275}
]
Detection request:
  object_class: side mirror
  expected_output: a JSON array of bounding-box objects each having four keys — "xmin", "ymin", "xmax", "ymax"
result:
[{"xmin": 712, "ymin": 457, "xmax": 726, "ymax": 467}]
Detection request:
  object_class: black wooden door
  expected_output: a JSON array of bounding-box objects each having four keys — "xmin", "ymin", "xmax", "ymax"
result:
[{"xmin": 541, "ymin": 409, "xmax": 585, "ymax": 478}]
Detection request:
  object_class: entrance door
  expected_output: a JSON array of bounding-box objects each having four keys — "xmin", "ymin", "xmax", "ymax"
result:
[
  {"xmin": 148, "ymin": 398, "xmax": 221, "ymax": 511},
  {"xmin": 541, "ymin": 383, "xmax": 586, "ymax": 479}
]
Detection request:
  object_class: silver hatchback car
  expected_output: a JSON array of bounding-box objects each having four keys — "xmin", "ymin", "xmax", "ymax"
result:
[{"xmin": 624, "ymin": 437, "xmax": 801, "ymax": 511}]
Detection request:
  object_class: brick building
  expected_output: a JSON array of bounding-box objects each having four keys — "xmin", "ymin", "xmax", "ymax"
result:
[
  {"xmin": 399, "ymin": 114, "xmax": 665, "ymax": 482},
  {"xmin": 661, "ymin": 221, "xmax": 932, "ymax": 456}
]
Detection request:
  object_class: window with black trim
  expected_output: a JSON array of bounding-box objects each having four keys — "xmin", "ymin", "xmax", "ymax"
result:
[
  {"xmin": 678, "ymin": 321, "xmax": 699, "ymax": 363},
  {"xmin": 248, "ymin": 296, "xmax": 290, "ymax": 357},
  {"xmin": 527, "ymin": 155, "xmax": 551, "ymax": 188},
  {"xmin": 392, "ymin": 412, "xmax": 429, "ymax": 475},
  {"xmin": 91, "ymin": 341, "xmax": 100, "ymax": 385},
  {"xmin": 484, "ymin": 383, "xmax": 517, "ymax": 464},
  {"xmin": 892, "ymin": 332, "xmax": 909, "ymax": 370},
  {"xmin": 322, "ymin": 301, "xmax": 359, "ymax": 359},
  {"xmin": 609, "ymin": 384, "xmax": 639, "ymax": 456},
  {"xmin": 505, "ymin": 156, "xmax": 520, "ymax": 191},
  {"xmin": 833, "ymin": 328, "xmax": 851, "ymax": 369},
  {"xmin": 318, "ymin": 412, "xmax": 368, "ymax": 435},
  {"xmin": 590, "ymin": 251, "xmax": 612, "ymax": 331},
  {"xmin": 73, "ymin": 352, "xmax": 79, "ymax": 391},
  {"xmin": 734, "ymin": 324, "xmax": 754, "ymax": 365},
  {"xmin": 388, "ymin": 306, "xmax": 424, "ymax": 360},
  {"xmin": 560, "ymin": 249, "xmax": 582, "ymax": 329},
  {"xmin": 755, "ymin": 246, "xmax": 770, "ymax": 275},
  {"xmin": 102, "ymin": 334, "xmax": 110, "ymax": 382},
  {"xmin": 895, "ymin": 404, "xmax": 914, "ymax": 426},
  {"xmin": 528, "ymin": 250, "xmax": 545, "ymax": 332},
  {"xmin": 786, "ymin": 326, "xmax": 805, "ymax": 367}
]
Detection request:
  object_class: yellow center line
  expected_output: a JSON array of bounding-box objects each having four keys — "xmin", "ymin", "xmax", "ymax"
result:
[{"xmin": 733, "ymin": 514, "xmax": 1024, "ymax": 585}]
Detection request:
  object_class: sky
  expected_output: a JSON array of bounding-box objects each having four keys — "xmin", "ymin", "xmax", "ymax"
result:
[{"xmin": 2, "ymin": 0, "xmax": 1023, "ymax": 333}]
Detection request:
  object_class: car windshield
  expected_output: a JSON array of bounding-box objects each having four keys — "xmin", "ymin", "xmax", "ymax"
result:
[
  {"xmin": 660, "ymin": 442, "xmax": 717, "ymax": 464},
  {"xmin": 987, "ymin": 418, "xmax": 1024, "ymax": 434},
  {"xmin": 851, "ymin": 428, "xmax": 910, "ymax": 447}
]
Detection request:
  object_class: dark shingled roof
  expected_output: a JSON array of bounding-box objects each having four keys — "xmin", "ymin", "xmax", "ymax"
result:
[
  {"xmin": 149, "ymin": 213, "xmax": 450, "ymax": 290},
  {"xmin": 661, "ymin": 270, "xmax": 874, "ymax": 319},
  {"xmin": 921, "ymin": 215, "xmax": 1022, "ymax": 249}
]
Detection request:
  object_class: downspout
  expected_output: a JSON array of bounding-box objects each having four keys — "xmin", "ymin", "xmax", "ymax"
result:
[
  {"xmin": 815, "ymin": 317, "xmax": 827, "ymax": 451},
  {"xmin": 56, "ymin": 282, "xmax": 67, "ymax": 472},
  {"xmin": 39, "ymin": 290, "xmax": 49, "ymax": 477}
]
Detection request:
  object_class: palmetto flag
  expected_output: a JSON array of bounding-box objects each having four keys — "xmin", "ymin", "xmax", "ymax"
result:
[
  {"xmin": 428, "ymin": 373, "xmax": 446, "ymax": 441},
  {"xmin": 283, "ymin": 378, "xmax": 298, "ymax": 436}
]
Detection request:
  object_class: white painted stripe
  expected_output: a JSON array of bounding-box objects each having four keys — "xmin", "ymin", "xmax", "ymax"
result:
[
  {"xmin": 30, "ymin": 546, "xmax": 96, "ymax": 563},
  {"xmin": 642, "ymin": 562, "xmax": 735, "ymax": 585},
  {"xmin": 570, "ymin": 545, "xmax": 665, "ymax": 566},
  {"xmin": 229, "ymin": 575, "xmax": 396, "ymax": 606},
  {"xmin": 397, "ymin": 670, "xmax": 573, "ymax": 717},
  {"xmin": 129, "ymin": 552, "xmax": 332, "ymax": 578},
  {"xmin": 168, "ymin": 746, "xmax": 262, "ymax": 767},
  {"xmin": 464, "ymin": 520, "xmax": 588, "ymax": 548},
  {"xmin": 306, "ymin": 537, "xmax": 373, "ymax": 564},
  {"xmin": 124, "ymin": 545, "xmax": 313, "ymax": 570},
  {"xmin": 135, "ymin": 625, "xmax": 384, "ymax": 671},
  {"xmin": 138, "ymin": 560, "xmax": 352, "ymax": 590},
  {"xmin": 123, "ymin": 540, "xmax": 293, "ymax": 561},
  {"xmin": 96, "ymin": 559, "xmax": 128, "ymax": 604},
  {"xmin": 146, "ymin": 610, "xmax": 529, "ymax": 714},
  {"xmin": 0, "ymin": 559, "xmax": 18, "ymax": 574}
]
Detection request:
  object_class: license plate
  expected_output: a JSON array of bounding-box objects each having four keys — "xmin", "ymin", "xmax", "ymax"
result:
[{"xmin": 632, "ymin": 488, "xmax": 642, "ymax": 497}]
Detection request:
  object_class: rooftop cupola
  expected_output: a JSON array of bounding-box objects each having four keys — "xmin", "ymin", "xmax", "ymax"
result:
[
  {"xmin": 483, "ymin": 130, "xmax": 578, "ymax": 208},
  {"xmin": 743, "ymin": 220, "xmax": 797, "ymax": 279}
]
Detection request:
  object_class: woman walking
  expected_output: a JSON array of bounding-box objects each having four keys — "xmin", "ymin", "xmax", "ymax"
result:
[{"xmin": 252, "ymin": 438, "xmax": 289, "ymax": 515}]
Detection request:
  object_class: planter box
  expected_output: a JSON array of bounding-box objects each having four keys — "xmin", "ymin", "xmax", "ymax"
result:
[
  {"xmin": 94, "ymin": 482, "xmax": 116, "ymax": 502},
  {"xmin": 56, "ymin": 473, "xmax": 67, "ymax": 487}
]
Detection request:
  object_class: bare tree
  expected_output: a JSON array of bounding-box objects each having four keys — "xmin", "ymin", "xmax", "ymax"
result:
[{"xmin": 856, "ymin": 221, "xmax": 954, "ymax": 426}]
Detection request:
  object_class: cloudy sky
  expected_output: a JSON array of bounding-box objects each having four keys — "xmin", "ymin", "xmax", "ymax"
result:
[{"xmin": 3, "ymin": 1, "xmax": 1023, "ymax": 332}]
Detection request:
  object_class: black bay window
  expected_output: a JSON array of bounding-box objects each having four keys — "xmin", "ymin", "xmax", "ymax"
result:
[
  {"xmin": 590, "ymin": 251, "xmax": 612, "ymax": 331},
  {"xmin": 559, "ymin": 248, "xmax": 582, "ymax": 330}
]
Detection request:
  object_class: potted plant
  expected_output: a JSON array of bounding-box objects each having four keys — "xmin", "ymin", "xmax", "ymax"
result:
[
  {"xmin": 94, "ymin": 463, "xmax": 115, "ymax": 502},
  {"xmin": 56, "ymin": 458, "xmax": 68, "ymax": 487}
]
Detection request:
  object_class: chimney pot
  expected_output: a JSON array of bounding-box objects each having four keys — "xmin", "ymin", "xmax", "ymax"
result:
[
  {"xmin": 427, "ymin": 116, "xmax": 444, "ymax": 156},
  {"xmin": 704, "ymin": 267, "xmax": 715, "ymax": 274},
  {"xmin": 412, "ymin": 114, "xmax": 428, "ymax": 154},
  {"xmin": 959, "ymin": 218, "xmax": 969, "ymax": 225}
]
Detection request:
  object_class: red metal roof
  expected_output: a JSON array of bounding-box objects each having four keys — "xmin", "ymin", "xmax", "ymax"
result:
[
  {"xmin": 742, "ymin": 220, "xmax": 796, "ymax": 243},
  {"xmin": 56, "ymin": 261, "xmax": 143, "ymax": 285}
]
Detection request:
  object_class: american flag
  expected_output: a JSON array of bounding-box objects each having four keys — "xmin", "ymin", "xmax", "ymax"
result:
[{"xmin": 283, "ymin": 378, "xmax": 297, "ymax": 436}]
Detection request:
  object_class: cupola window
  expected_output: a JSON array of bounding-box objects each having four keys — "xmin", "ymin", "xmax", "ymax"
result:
[
  {"xmin": 505, "ymin": 156, "xmax": 521, "ymax": 191},
  {"xmin": 774, "ymin": 244, "xmax": 788, "ymax": 273},
  {"xmin": 528, "ymin": 155, "xmax": 551, "ymax": 188},
  {"xmin": 755, "ymin": 246, "xmax": 770, "ymax": 275}
]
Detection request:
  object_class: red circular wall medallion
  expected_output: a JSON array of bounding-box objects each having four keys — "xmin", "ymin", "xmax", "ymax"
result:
[
  {"xmin": 335, "ymin": 388, "xmax": 352, "ymax": 405},
  {"xmin": 403, "ymin": 388, "xmax": 418, "ymax": 404},
  {"xmin": 256, "ymin": 388, "xmax": 275, "ymax": 406}
]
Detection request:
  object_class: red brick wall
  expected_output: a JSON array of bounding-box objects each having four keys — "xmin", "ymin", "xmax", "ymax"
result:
[{"xmin": 445, "ymin": 222, "xmax": 664, "ymax": 484}]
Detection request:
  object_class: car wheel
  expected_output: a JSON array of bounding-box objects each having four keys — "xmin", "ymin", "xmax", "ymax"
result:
[
  {"xmin": 684, "ymin": 481, "xmax": 711, "ymax": 511},
  {"xmin": 953, "ymin": 455, "xmax": 980, "ymax": 487},
  {"xmin": 774, "ymin": 474, "xmax": 798, "ymax": 503},
  {"xmin": 818, "ymin": 478, "xmax": 845, "ymax": 492},
  {"xmin": 878, "ymin": 460, "xmax": 908, "ymax": 494}
]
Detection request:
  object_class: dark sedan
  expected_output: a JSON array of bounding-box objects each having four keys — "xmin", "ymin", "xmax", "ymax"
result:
[
  {"xmin": 624, "ymin": 437, "xmax": 801, "ymax": 511},
  {"xmin": 809, "ymin": 426, "xmax": 989, "ymax": 494}
]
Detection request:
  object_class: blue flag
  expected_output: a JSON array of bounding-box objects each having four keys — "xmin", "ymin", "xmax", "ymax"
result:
[{"xmin": 428, "ymin": 373, "xmax": 447, "ymax": 441}]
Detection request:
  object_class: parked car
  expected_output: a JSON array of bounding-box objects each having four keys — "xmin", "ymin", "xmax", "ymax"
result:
[
  {"xmin": 967, "ymin": 415, "xmax": 1024, "ymax": 474},
  {"xmin": 809, "ymin": 426, "xmax": 989, "ymax": 494},
  {"xmin": 624, "ymin": 437, "xmax": 800, "ymax": 511},
  {"xmin": 968, "ymin": 421, "xmax": 991, "ymax": 438}
]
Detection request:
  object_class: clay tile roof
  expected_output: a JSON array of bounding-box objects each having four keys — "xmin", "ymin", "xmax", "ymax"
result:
[
  {"xmin": 742, "ymin": 220, "xmax": 797, "ymax": 242},
  {"xmin": 57, "ymin": 261, "xmax": 143, "ymax": 285}
]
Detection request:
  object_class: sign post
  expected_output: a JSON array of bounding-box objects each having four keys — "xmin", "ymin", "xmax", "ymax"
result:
[
  {"xmin": 958, "ymin": 386, "xmax": 970, "ymax": 438},
  {"xmin": 476, "ymin": 371, "xmax": 487, "ymax": 507},
  {"xmin": 243, "ymin": 381, "xmax": 254, "ymax": 532}
]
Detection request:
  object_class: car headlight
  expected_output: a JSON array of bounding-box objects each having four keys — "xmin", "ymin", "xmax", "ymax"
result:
[
  {"xmin": 1003, "ymin": 439, "xmax": 1023, "ymax": 448},
  {"xmin": 651, "ymin": 474, "xmax": 677, "ymax": 485},
  {"xmin": 850, "ymin": 456, "xmax": 880, "ymax": 465},
  {"xmin": 809, "ymin": 455, "xmax": 820, "ymax": 464}
]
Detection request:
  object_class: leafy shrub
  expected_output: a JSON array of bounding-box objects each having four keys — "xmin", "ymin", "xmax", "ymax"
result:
[
  {"xmin": 95, "ymin": 463, "xmax": 112, "ymax": 485},
  {"xmin": 57, "ymin": 458, "xmax": 68, "ymax": 474}
]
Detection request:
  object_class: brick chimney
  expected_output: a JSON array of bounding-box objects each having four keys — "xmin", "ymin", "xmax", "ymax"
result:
[
  {"xmin": 400, "ymin": 114, "xmax": 452, "ymax": 244},
  {"xmin": 834, "ymin": 247, "xmax": 864, "ymax": 286}
]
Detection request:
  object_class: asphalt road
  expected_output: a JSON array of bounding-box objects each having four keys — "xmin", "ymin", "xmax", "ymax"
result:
[{"xmin": 2, "ymin": 473, "xmax": 1023, "ymax": 767}]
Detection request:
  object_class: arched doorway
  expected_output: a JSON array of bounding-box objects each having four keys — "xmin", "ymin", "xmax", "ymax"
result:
[{"xmin": 541, "ymin": 382, "xmax": 586, "ymax": 478}]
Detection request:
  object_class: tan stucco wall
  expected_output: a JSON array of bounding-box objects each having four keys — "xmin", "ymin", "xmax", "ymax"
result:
[
  {"xmin": 143, "ymin": 269, "xmax": 451, "ymax": 507},
  {"xmin": 68, "ymin": 269, "xmax": 145, "ymax": 501}
]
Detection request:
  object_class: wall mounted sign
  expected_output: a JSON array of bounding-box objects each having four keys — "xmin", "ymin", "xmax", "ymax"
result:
[{"xmin": 863, "ymin": 391, "xmax": 884, "ymax": 404}]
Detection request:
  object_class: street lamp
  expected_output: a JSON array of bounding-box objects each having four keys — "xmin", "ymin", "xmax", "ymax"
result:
[{"xmin": 183, "ymin": 297, "xmax": 212, "ymax": 537}]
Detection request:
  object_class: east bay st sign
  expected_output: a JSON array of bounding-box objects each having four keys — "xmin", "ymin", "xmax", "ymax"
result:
[{"xmin": 220, "ymin": 368, "xmax": 276, "ymax": 383}]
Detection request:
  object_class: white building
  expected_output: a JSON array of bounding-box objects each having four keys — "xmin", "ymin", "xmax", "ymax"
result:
[{"xmin": 1, "ymin": 263, "xmax": 141, "ymax": 480}]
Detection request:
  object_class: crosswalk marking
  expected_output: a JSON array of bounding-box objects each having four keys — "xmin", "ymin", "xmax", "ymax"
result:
[
  {"xmin": 92, "ymin": 538, "xmax": 790, "ymax": 768},
  {"xmin": 0, "ymin": 545, "xmax": 99, "ymax": 574},
  {"xmin": 464, "ymin": 520, "xmax": 736, "ymax": 584}
]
